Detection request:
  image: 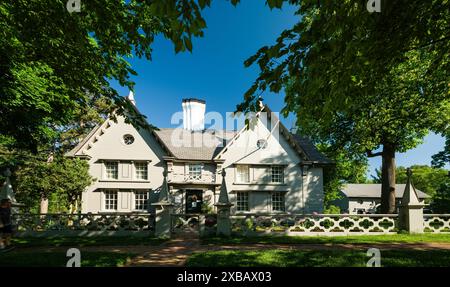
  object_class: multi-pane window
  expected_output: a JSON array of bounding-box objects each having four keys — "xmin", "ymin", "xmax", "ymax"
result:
[
  {"xmin": 105, "ymin": 162, "xmax": 118, "ymax": 179},
  {"xmin": 270, "ymin": 166, "xmax": 284, "ymax": 183},
  {"xmin": 236, "ymin": 165, "xmax": 250, "ymax": 183},
  {"xmin": 135, "ymin": 162, "xmax": 148, "ymax": 180},
  {"xmin": 188, "ymin": 164, "xmax": 202, "ymax": 179},
  {"xmin": 104, "ymin": 190, "xmax": 118, "ymax": 210},
  {"xmin": 134, "ymin": 191, "xmax": 149, "ymax": 211},
  {"xmin": 236, "ymin": 192, "xmax": 249, "ymax": 212},
  {"xmin": 272, "ymin": 192, "xmax": 285, "ymax": 212}
]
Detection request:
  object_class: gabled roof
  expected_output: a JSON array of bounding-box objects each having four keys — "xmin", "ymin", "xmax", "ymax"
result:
[
  {"xmin": 65, "ymin": 121, "xmax": 108, "ymax": 157},
  {"xmin": 341, "ymin": 184, "xmax": 429, "ymax": 199},
  {"xmin": 213, "ymin": 104, "xmax": 333, "ymax": 165},
  {"xmin": 66, "ymin": 98, "xmax": 331, "ymax": 164},
  {"xmin": 290, "ymin": 134, "xmax": 332, "ymax": 164},
  {"xmin": 153, "ymin": 128, "xmax": 236, "ymax": 161},
  {"xmin": 65, "ymin": 96, "xmax": 145, "ymax": 158}
]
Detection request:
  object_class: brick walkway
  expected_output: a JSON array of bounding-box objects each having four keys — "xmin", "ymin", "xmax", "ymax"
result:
[{"xmin": 126, "ymin": 238, "xmax": 200, "ymax": 267}]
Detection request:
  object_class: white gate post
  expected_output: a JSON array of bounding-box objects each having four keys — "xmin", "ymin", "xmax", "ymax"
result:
[
  {"xmin": 199, "ymin": 214, "xmax": 206, "ymax": 236},
  {"xmin": 399, "ymin": 168, "xmax": 426, "ymax": 233},
  {"xmin": 152, "ymin": 171, "xmax": 173, "ymax": 238},
  {"xmin": 215, "ymin": 169, "xmax": 233, "ymax": 236}
]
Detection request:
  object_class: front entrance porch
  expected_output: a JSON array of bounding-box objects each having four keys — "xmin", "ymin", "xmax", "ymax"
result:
[{"xmin": 185, "ymin": 189, "xmax": 203, "ymax": 214}]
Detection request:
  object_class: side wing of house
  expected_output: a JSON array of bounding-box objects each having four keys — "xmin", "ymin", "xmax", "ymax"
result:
[
  {"xmin": 215, "ymin": 113, "xmax": 326, "ymax": 214},
  {"xmin": 67, "ymin": 114, "xmax": 167, "ymax": 214}
]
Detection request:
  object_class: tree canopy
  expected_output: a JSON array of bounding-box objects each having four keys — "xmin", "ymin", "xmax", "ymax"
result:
[
  {"xmin": 372, "ymin": 165, "xmax": 449, "ymax": 198},
  {"xmin": 0, "ymin": 0, "xmax": 216, "ymax": 152},
  {"xmin": 430, "ymin": 176, "xmax": 450, "ymax": 214},
  {"xmin": 432, "ymin": 136, "xmax": 450, "ymax": 168},
  {"xmin": 239, "ymin": 0, "xmax": 449, "ymax": 213},
  {"xmin": 14, "ymin": 156, "xmax": 93, "ymax": 213},
  {"xmin": 317, "ymin": 143, "xmax": 368, "ymax": 213}
]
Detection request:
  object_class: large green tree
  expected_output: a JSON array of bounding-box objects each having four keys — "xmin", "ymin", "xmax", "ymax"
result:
[
  {"xmin": 372, "ymin": 165, "xmax": 449, "ymax": 198},
  {"xmin": 239, "ymin": 0, "xmax": 449, "ymax": 213},
  {"xmin": 317, "ymin": 144, "xmax": 368, "ymax": 213},
  {"xmin": 430, "ymin": 176, "xmax": 450, "ymax": 213},
  {"xmin": 14, "ymin": 156, "xmax": 93, "ymax": 213},
  {"xmin": 0, "ymin": 0, "xmax": 216, "ymax": 152},
  {"xmin": 432, "ymin": 135, "xmax": 450, "ymax": 168}
]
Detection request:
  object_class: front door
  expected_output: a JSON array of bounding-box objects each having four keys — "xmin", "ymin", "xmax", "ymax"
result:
[{"xmin": 185, "ymin": 190, "xmax": 203, "ymax": 214}]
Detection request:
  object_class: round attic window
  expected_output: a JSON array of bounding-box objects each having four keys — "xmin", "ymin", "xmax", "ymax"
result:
[
  {"xmin": 123, "ymin": 134, "xmax": 135, "ymax": 145},
  {"xmin": 257, "ymin": 139, "xmax": 268, "ymax": 149}
]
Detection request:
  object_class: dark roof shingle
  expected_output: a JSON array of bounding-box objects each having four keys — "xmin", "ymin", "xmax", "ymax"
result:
[
  {"xmin": 153, "ymin": 128, "xmax": 236, "ymax": 160},
  {"xmin": 291, "ymin": 134, "xmax": 333, "ymax": 164},
  {"xmin": 341, "ymin": 184, "xmax": 429, "ymax": 199}
]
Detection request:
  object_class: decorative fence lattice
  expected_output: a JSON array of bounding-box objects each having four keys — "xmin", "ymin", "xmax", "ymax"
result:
[
  {"xmin": 12, "ymin": 212, "xmax": 450, "ymax": 238},
  {"xmin": 170, "ymin": 213, "xmax": 217, "ymax": 236},
  {"xmin": 12, "ymin": 213, "xmax": 154, "ymax": 237},
  {"xmin": 230, "ymin": 214, "xmax": 398, "ymax": 236},
  {"xmin": 423, "ymin": 215, "xmax": 450, "ymax": 233}
]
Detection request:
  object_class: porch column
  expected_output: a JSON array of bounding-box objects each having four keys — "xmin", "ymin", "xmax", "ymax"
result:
[
  {"xmin": 398, "ymin": 168, "xmax": 426, "ymax": 233},
  {"xmin": 215, "ymin": 169, "xmax": 233, "ymax": 236},
  {"xmin": 152, "ymin": 171, "xmax": 173, "ymax": 238}
]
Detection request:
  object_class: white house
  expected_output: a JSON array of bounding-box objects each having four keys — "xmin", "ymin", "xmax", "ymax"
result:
[
  {"xmin": 66, "ymin": 94, "xmax": 332, "ymax": 215},
  {"xmin": 335, "ymin": 184, "xmax": 429, "ymax": 214}
]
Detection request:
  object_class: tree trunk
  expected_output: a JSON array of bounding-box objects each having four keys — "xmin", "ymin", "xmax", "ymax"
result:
[
  {"xmin": 40, "ymin": 197, "xmax": 48, "ymax": 214},
  {"xmin": 40, "ymin": 153, "xmax": 53, "ymax": 214},
  {"xmin": 380, "ymin": 143, "xmax": 396, "ymax": 214}
]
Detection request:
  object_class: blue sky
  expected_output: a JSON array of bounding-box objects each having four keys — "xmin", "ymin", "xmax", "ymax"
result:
[{"xmin": 111, "ymin": 0, "xmax": 447, "ymax": 177}]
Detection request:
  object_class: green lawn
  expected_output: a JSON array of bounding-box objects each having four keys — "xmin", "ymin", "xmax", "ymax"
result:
[
  {"xmin": 202, "ymin": 233, "xmax": 450, "ymax": 245},
  {"xmin": 12, "ymin": 236, "xmax": 166, "ymax": 247},
  {"xmin": 186, "ymin": 249, "xmax": 450, "ymax": 267},
  {"xmin": 0, "ymin": 251, "xmax": 136, "ymax": 267}
]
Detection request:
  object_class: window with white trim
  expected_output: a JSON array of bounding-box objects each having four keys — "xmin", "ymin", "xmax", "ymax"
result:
[
  {"xmin": 272, "ymin": 192, "xmax": 285, "ymax": 212},
  {"xmin": 105, "ymin": 162, "xmax": 118, "ymax": 179},
  {"xmin": 236, "ymin": 165, "xmax": 250, "ymax": 183},
  {"xmin": 134, "ymin": 162, "xmax": 148, "ymax": 180},
  {"xmin": 236, "ymin": 192, "xmax": 249, "ymax": 212},
  {"xmin": 270, "ymin": 166, "xmax": 284, "ymax": 183},
  {"xmin": 134, "ymin": 191, "xmax": 149, "ymax": 211},
  {"xmin": 188, "ymin": 164, "xmax": 202, "ymax": 179},
  {"xmin": 104, "ymin": 190, "xmax": 118, "ymax": 210}
]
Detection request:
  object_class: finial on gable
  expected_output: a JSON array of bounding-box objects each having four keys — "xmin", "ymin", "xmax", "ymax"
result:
[{"xmin": 127, "ymin": 90, "xmax": 136, "ymax": 106}]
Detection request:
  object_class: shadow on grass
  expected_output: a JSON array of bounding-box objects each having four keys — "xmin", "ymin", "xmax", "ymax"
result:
[
  {"xmin": 12, "ymin": 236, "xmax": 167, "ymax": 247},
  {"xmin": 0, "ymin": 251, "xmax": 136, "ymax": 267},
  {"xmin": 186, "ymin": 249, "xmax": 450, "ymax": 267}
]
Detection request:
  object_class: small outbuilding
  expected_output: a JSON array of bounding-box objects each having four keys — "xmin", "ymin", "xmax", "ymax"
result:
[{"xmin": 335, "ymin": 184, "xmax": 429, "ymax": 214}]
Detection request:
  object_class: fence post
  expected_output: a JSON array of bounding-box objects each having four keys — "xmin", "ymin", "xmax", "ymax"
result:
[
  {"xmin": 199, "ymin": 214, "xmax": 206, "ymax": 236},
  {"xmin": 154, "ymin": 205, "xmax": 172, "ymax": 238},
  {"xmin": 398, "ymin": 168, "xmax": 426, "ymax": 233},
  {"xmin": 152, "ymin": 171, "xmax": 173, "ymax": 238},
  {"xmin": 215, "ymin": 169, "xmax": 233, "ymax": 236}
]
